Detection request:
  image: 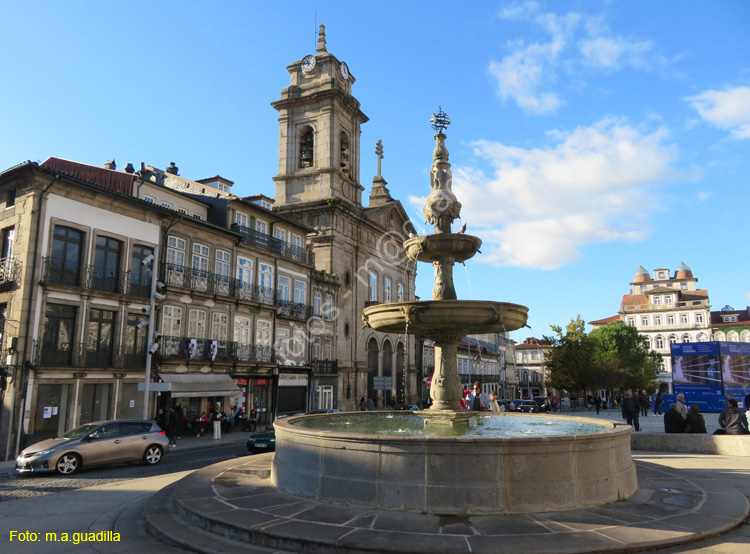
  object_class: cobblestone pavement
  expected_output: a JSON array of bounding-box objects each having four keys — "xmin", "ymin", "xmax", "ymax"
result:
[{"xmin": 0, "ymin": 443, "xmax": 248, "ymax": 502}]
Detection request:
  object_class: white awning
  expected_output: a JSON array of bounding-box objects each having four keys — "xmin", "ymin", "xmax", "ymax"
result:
[{"xmin": 158, "ymin": 373, "xmax": 241, "ymax": 398}]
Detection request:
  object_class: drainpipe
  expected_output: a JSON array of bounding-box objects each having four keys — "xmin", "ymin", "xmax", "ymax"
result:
[{"xmin": 8, "ymin": 173, "xmax": 56, "ymax": 460}]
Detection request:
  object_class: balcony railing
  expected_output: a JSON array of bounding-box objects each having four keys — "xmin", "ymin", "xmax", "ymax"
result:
[
  {"xmin": 231, "ymin": 223, "xmax": 315, "ymax": 266},
  {"xmin": 311, "ymin": 359, "xmax": 338, "ymax": 373},
  {"xmin": 40, "ymin": 258, "xmax": 150, "ymax": 298},
  {"xmin": 276, "ymin": 299, "xmax": 310, "ymax": 320},
  {"xmin": 161, "ymin": 263, "xmax": 276, "ymax": 304},
  {"xmin": 0, "ymin": 256, "xmax": 21, "ymax": 288},
  {"xmin": 158, "ymin": 336, "xmax": 274, "ymax": 364},
  {"xmin": 34, "ymin": 340, "xmax": 148, "ymax": 369}
]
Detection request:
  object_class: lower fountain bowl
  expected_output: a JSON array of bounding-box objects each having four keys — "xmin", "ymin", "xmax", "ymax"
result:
[{"xmin": 272, "ymin": 413, "xmax": 638, "ymax": 515}]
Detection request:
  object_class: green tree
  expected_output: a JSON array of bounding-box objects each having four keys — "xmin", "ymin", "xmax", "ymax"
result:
[
  {"xmin": 590, "ymin": 321, "xmax": 662, "ymax": 392},
  {"xmin": 544, "ymin": 316, "xmax": 599, "ymax": 394}
]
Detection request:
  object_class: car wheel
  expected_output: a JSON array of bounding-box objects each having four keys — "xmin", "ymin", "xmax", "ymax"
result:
[
  {"xmin": 55, "ymin": 453, "xmax": 81, "ymax": 475},
  {"xmin": 143, "ymin": 445, "xmax": 163, "ymax": 466}
]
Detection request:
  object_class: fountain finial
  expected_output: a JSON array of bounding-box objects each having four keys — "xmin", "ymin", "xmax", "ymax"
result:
[
  {"xmin": 430, "ymin": 107, "xmax": 451, "ymax": 134},
  {"xmin": 423, "ymin": 108, "xmax": 461, "ymax": 234}
]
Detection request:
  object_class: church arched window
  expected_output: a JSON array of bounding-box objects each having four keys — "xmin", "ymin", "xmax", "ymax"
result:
[
  {"xmin": 339, "ymin": 131, "xmax": 350, "ymax": 173},
  {"xmin": 299, "ymin": 127, "xmax": 314, "ymax": 168}
]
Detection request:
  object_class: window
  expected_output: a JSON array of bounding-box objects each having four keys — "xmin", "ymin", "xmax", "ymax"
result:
[
  {"xmin": 658, "ymin": 271, "xmax": 666, "ymax": 279},
  {"xmin": 653, "ymin": 296, "xmax": 661, "ymax": 306},
  {"xmin": 655, "ymin": 336, "xmax": 664, "ymax": 349},
  {"xmin": 667, "ymin": 315, "xmax": 675, "ymax": 325},
  {"xmin": 212, "ymin": 313, "xmax": 228, "ymax": 341},
  {"xmin": 681, "ymin": 282, "xmax": 688, "ymax": 290},
  {"xmin": 627, "ymin": 318, "xmax": 635, "ymax": 326},
  {"xmin": 188, "ymin": 309, "xmax": 207, "ymax": 338},
  {"xmin": 324, "ymin": 293, "xmax": 333, "ymax": 320},
  {"xmin": 695, "ymin": 313, "xmax": 704, "ymax": 324},
  {"xmin": 641, "ymin": 317, "xmax": 649, "ymax": 326},
  {"xmin": 260, "ymin": 200, "xmax": 272, "ymax": 210},
  {"xmin": 192, "ymin": 243, "xmax": 209, "ymax": 272},
  {"xmin": 276, "ymin": 328, "xmax": 290, "ymax": 355},
  {"xmin": 256, "ymin": 220, "xmax": 267, "ymax": 235},
  {"xmin": 256, "ymin": 320, "xmax": 271, "ymax": 347},
  {"xmin": 722, "ymin": 315, "xmax": 738, "ymax": 323},
  {"xmin": 397, "ymin": 283, "xmax": 404, "ymax": 303},
  {"xmin": 299, "ymin": 127, "xmax": 314, "ymax": 168},
  {"xmin": 42, "ymin": 304, "xmax": 77, "ymax": 366},
  {"xmin": 178, "ymin": 208, "xmax": 188, "ymax": 215},
  {"xmin": 236, "ymin": 212, "xmax": 248, "ymax": 227},
  {"xmin": 130, "ymin": 245, "xmax": 153, "ymax": 297},
  {"xmin": 161, "ymin": 202, "xmax": 172, "ymax": 209},
  {"xmin": 2, "ymin": 227, "xmax": 15, "ymax": 259},
  {"xmin": 192, "ymin": 213, "xmax": 203, "ymax": 221},
  {"xmin": 294, "ymin": 280, "xmax": 306, "ymax": 305},
  {"xmin": 669, "ymin": 335, "xmax": 678, "ymax": 345},
  {"xmin": 665, "ymin": 296, "xmax": 673, "ymax": 305},
  {"xmin": 144, "ymin": 195, "xmax": 155, "ymax": 203},
  {"xmin": 87, "ymin": 309, "xmax": 115, "ymax": 366},
  {"xmin": 644, "ymin": 337, "xmax": 651, "ymax": 349},
  {"xmin": 275, "ymin": 228, "xmax": 286, "ymax": 243},
  {"xmin": 680, "ymin": 314, "xmax": 688, "ymax": 325},
  {"xmin": 215, "ymin": 250, "xmax": 231, "ymax": 277},
  {"xmin": 313, "ymin": 291, "xmax": 322, "ymax": 316},
  {"xmin": 125, "ymin": 313, "xmax": 148, "ymax": 365},
  {"xmin": 259, "ymin": 264, "xmax": 274, "ymax": 297},
  {"xmin": 369, "ymin": 272, "xmax": 377, "ymax": 302},
  {"xmin": 161, "ymin": 306, "xmax": 182, "ymax": 336},
  {"xmin": 682, "ymin": 335, "xmax": 691, "ymax": 343},
  {"xmin": 278, "ymin": 276, "xmax": 291, "ymax": 302},
  {"xmin": 93, "ymin": 236, "xmax": 122, "ymax": 293},
  {"xmin": 384, "ymin": 277, "xmax": 392, "ymax": 303},
  {"xmin": 167, "ymin": 236, "xmax": 186, "ymax": 267},
  {"xmin": 741, "ymin": 331, "xmax": 750, "ymax": 343},
  {"xmin": 654, "ymin": 316, "xmax": 662, "ymax": 326},
  {"xmin": 292, "ymin": 234, "xmax": 302, "ymax": 249},
  {"xmin": 51, "ymin": 226, "xmax": 83, "ymax": 286},
  {"xmin": 233, "ymin": 316, "xmax": 252, "ymax": 346},
  {"xmin": 236, "ymin": 256, "xmax": 253, "ymax": 298}
]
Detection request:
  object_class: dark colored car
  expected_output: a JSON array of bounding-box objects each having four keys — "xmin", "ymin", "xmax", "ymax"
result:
[
  {"xmin": 16, "ymin": 420, "xmax": 168, "ymax": 475},
  {"xmin": 514, "ymin": 400, "xmax": 541, "ymax": 413},
  {"xmin": 306, "ymin": 409, "xmax": 342, "ymax": 414},
  {"xmin": 532, "ymin": 397, "xmax": 551, "ymax": 413},
  {"xmin": 247, "ymin": 427, "xmax": 276, "ymax": 454}
]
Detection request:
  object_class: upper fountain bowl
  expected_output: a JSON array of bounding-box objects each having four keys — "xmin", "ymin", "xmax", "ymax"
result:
[
  {"xmin": 404, "ymin": 233, "xmax": 482, "ymax": 263},
  {"xmin": 363, "ymin": 299, "xmax": 528, "ymax": 336}
]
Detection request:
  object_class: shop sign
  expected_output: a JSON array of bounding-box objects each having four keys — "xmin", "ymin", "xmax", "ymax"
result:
[
  {"xmin": 254, "ymin": 378, "xmax": 270, "ymax": 386},
  {"xmin": 234, "ymin": 378, "xmax": 248, "ymax": 386},
  {"xmin": 278, "ymin": 373, "xmax": 308, "ymax": 387}
]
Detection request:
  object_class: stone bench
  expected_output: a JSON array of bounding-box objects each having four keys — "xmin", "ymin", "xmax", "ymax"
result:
[{"xmin": 631, "ymin": 432, "xmax": 750, "ymax": 456}]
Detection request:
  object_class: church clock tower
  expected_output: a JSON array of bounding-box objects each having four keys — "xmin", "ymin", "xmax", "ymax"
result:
[{"xmin": 272, "ymin": 25, "xmax": 368, "ymax": 206}]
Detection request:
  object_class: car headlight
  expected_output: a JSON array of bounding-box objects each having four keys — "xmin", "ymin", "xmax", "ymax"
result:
[{"xmin": 34, "ymin": 448, "xmax": 57, "ymax": 457}]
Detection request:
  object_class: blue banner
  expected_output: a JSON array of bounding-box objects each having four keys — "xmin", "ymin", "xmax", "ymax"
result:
[
  {"xmin": 718, "ymin": 342, "xmax": 750, "ymax": 409},
  {"xmin": 671, "ymin": 342, "xmax": 721, "ymax": 386}
]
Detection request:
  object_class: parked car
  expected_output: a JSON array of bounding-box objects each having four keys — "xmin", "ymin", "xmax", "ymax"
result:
[
  {"xmin": 247, "ymin": 427, "xmax": 276, "ymax": 454},
  {"xmin": 532, "ymin": 397, "xmax": 551, "ymax": 413},
  {"xmin": 514, "ymin": 400, "xmax": 541, "ymax": 413},
  {"xmin": 15, "ymin": 420, "xmax": 168, "ymax": 475},
  {"xmin": 306, "ymin": 409, "xmax": 342, "ymax": 414}
]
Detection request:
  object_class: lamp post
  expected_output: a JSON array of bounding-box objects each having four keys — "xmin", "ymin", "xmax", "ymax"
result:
[{"xmin": 141, "ymin": 247, "xmax": 162, "ymax": 420}]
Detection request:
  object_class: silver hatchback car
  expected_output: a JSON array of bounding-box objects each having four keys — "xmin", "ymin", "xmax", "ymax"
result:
[{"xmin": 15, "ymin": 420, "xmax": 169, "ymax": 475}]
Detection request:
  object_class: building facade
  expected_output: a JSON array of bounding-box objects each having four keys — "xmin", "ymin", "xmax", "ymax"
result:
[
  {"xmin": 711, "ymin": 305, "xmax": 750, "ymax": 342},
  {"xmin": 514, "ymin": 337, "xmax": 551, "ymax": 399}
]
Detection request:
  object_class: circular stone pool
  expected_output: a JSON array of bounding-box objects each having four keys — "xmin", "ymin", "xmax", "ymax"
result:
[{"xmin": 272, "ymin": 412, "xmax": 637, "ymax": 515}]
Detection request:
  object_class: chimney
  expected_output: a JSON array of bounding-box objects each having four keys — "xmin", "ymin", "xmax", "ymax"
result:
[
  {"xmin": 124, "ymin": 163, "xmax": 135, "ymax": 174},
  {"xmin": 104, "ymin": 159, "xmax": 116, "ymax": 170},
  {"xmin": 166, "ymin": 162, "xmax": 179, "ymax": 175}
]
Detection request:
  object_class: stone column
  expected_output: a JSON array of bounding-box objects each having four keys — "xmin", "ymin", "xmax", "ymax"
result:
[{"xmin": 429, "ymin": 334, "xmax": 464, "ymax": 411}]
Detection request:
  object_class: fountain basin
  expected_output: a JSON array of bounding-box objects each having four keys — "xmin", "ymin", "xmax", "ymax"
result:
[
  {"xmin": 272, "ymin": 413, "xmax": 638, "ymax": 515},
  {"xmin": 363, "ymin": 299, "xmax": 529, "ymax": 335},
  {"xmin": 404, "ymin": 233, "xmax": 482, "ymax": 263}
]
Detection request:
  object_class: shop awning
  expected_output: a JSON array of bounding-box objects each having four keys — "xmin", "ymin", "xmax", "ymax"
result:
[{"xmin": 158, "ymin": 373, "xmax": 242, "ymax": 398}]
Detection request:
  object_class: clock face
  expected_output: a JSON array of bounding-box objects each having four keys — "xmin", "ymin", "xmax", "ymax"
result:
[
  {"xmin": 301, "ymin": 55, "xmax": 316, "ymax": 73},
  {"xmin": 339, "ymin": 62, "xmax": 349, "ymax": 80}
]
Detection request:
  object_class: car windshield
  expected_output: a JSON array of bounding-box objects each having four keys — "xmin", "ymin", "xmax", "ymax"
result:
[{"xmin": 58, "ymin": 423, "xmax": 100, "ymax": 440}]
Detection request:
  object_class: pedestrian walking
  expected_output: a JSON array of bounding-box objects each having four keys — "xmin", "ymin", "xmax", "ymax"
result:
[
  {"xmin": 175, "ymin": 402, "xmax": 184, "ymax": 439},
  {"xmin": 212, "ymin": 406, "xmax": 223, "ymax": 440},
  {"xmin": 621, "ymin": 390, "xmax": 641, "ymax": 431},
  {"xmin": 166, "ymin": 406, "xmax": 178, "ymax": 448},
  {"xmin": 155, "ymin": 408, "xmax": 167, "ymax": 431},
  {"xmin": 594, "ymin": 394, "xmax": 602, "ymax": 414},
  {"xmin": 640, "ymin": 391, "xmax": 650, "ymax": 417},
  {"xmin": 654, "ymin": 392, "xmax": 663, "ymax": 415}
]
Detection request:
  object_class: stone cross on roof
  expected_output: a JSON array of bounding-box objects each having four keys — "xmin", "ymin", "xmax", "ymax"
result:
[{"xmin": 375, "ymin": 140, "xmax": 384, "ymax": 178}]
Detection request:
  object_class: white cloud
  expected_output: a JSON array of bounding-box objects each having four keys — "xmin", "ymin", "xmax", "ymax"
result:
[
  {"xmin": 491, "ymin": 2, "xmax": 660, "ymax": 113},
  {"xmin": 580, "ymin": 37, "xmax": 652, "ymax": 69},
  {"xmin": 411, "ymin": 118, "xmax": 684, "ymax": 270},
  {"xmin": 686, "ymin": 86, "xmax": 750, "ymax": 140}
]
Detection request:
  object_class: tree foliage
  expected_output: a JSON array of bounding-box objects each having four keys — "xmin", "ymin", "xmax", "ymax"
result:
[{"xmin": 544, "ymin": 317, "xmax": 662, "ymax": 394}]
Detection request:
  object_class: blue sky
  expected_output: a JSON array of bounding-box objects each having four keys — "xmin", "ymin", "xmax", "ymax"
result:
[{"xmin": 2, "ymin": 1, "xmax": 749, "ymax": 340}]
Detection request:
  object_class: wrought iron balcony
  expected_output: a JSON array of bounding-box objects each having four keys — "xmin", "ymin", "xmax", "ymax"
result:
[
  {"xmin": 0, "ymin": 256, "xmax": 21, "ymax": 290},
  {"xmin": 231, "ymin": 223, "xmax": 315, "ymax": 266},
  {"xmin": 311, "ymin": 359, "xmax": 338, "ymax": 374},
  {"xmin": 34, "ymin": 340, "xmax": 148, "ymax": 369},
  {"xmin": 158, "ymin": 336, "xmax": 274, "ymax": 364},
  {"xmin": 40, "ymin": 257, "xmax": 150, "ymax": 298},
  {"xmin": 276, "ymin": 299, "xmax": 310, "ymax": 320},
  {"xmin": 161, "ymin": 262, "xmax": 277, "ymax": 304}
]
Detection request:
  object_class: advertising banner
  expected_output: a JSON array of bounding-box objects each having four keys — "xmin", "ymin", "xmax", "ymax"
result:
[
  {"xmin": 718, "ymin": 341, "xmax": 750, "ymax": 409},
  {"xmin": 671, "ymin": 342, "xmax": 725, "ymax": 412}
]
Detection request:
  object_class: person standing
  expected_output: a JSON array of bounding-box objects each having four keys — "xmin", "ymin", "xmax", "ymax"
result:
[
  {"xmin": 249, "ymin": 408, "xmax": 259, "ymax": 433},
  {"xmin": 365, "ymin": 397, "xmax": 375, "ymax": 411},
  {"xmin": 663, "ymin": 403, "xmax": 686, "ymax": 433},
  {"xmin": 359, "ymin": 397, "xmax": 366, "ymax": 411},
  {"xmin": 654, "ymin": 392, "xmax": 664, "ymax": 415},
  {"xmin": 155, "ymin": 408, "xmax": 167, "ymax": 431},
  {"xmin": 174, "ymin": 402, "xmax": 184, "ymax": 439},
  {"xmin": 594, "ymin": 394, "xmax": 602, "ymax": 415},
  {"xmin": 621, "ymin": 390, "xmax": 641, "ymax": 431},
  {"xmin": 640, "ymin": 391, "xmax": 650, "ymax": 417},
  {"xmin": 685, "ymin": 405, "xmax": 707, "ymax": 433},
  {"xmin": 466, "ymin": 382, "xmax": 490, "ymax": 411},
  {"xmin": 166, "ymin": 406, "xmax": 178, "ymax": 448},
  {"xmin": 212, "ymin": 406, "xmax": 222, "ymax": 440}
]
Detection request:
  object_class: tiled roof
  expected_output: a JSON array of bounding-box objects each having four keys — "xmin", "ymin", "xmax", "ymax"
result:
[
  {"xmin": 621, "ymin": 294, "xmax": 648, "ymax": 306},
  {"xmin": 41, "ymin": 157, "xmax": 136, "ymax": 195},
  {"xmin": 589, "ymin": 315, "xmax": 620, "ymax": 325}
]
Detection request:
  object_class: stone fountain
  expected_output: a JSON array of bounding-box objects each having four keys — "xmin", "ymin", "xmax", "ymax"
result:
[{"xmin": 272, "ymin": 111, "xmax": 637, "ymax": 515}]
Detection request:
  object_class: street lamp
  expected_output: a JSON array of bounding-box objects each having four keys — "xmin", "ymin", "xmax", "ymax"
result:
[{"xmin": 141, "ymin": 248, "xmax": 164, "ymax": 420}]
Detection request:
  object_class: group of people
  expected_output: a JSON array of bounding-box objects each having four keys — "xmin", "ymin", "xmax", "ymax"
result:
[
  {"xmin": 155, "ymin": 404, "xmax": 263, "ymax": 445},
  {"xmin": 660, "ymin": 393, "xmax": 749, "ymax": 435}
]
